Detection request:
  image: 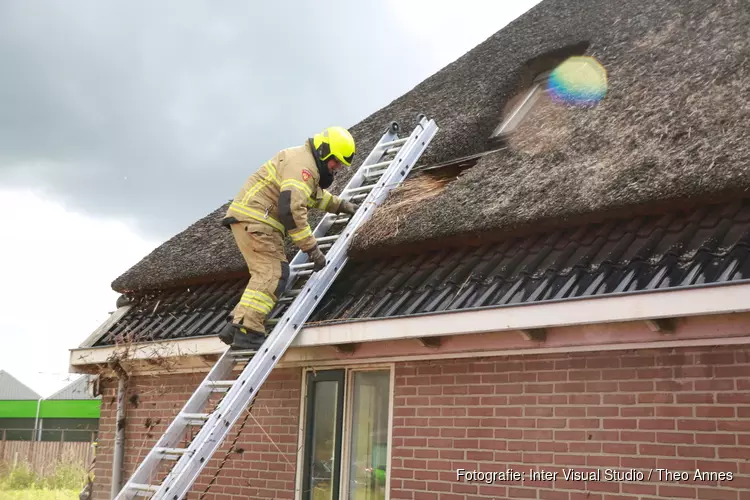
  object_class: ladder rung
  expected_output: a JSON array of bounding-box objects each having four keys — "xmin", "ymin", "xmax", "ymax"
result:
[
  {"xmin": 156, "ymin": 447, "xmax": 189, "ymax": 454},
  {"xmin": 228, "ymin": 349, "xmax": 258, "ymax": 357},
  {"xmin": 366, "ymin": 167, "xmax": 387, "ymax": 175},
  {"xmin": 291, "ymin": 263, "xmax": 314, "ymax": 270},
  {"xmin": 206, "ymin": 380, "xmax": 234, "ymax": 389},
  {"xmin": 129, "ymin": 483, "xmax": 158, "ymax": 492},
  {"xmin": 385, "ymin": 147, "xmax": 401, "ymax": 154},
  {"xmin": 332, "ymin": 216, "xmax": 350, "ymax": 224},
  {"xmin": 343, "ymin": 185, "xmax": 374, "ymax": 195},
  {"xmin": 381, "ymin": 137, "xmax": 408, "ymax": 148},
  {"xmin": 316, "ymin": 235, "xmax": 340, "ymax": 243},
  {"xmin": 350, "ymin": 193, "xmax": 368, "ymax": 201},
  {"xmin": 182, "ymin": 413, "xmax": 209, "ymax": 421},
  {"xmin": 155, "ymin": 447, "xmax": 190, "ymax": 460},
  {"xmin": 364, "ymin": 160, "xmax": 391, "ymax": 170}
]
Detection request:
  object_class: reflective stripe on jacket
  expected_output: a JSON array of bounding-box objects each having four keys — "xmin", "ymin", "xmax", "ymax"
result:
[{"xmin": 224, "ymin": 141, "xmax": 343, "ymax": 252}]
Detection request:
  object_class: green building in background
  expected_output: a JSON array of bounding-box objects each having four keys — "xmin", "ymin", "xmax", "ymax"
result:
[{"xmin": 0, "ymin": 370, "xmax": 100, "ymax": 442}]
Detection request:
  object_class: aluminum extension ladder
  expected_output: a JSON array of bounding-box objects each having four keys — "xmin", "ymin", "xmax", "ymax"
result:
[{"xmin": 114, "ymin": 115, "xmax": 439, "ymax": 499}]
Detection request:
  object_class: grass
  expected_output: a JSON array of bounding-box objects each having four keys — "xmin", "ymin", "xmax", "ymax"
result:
[
  {"xmin": 0, "ymin": 489, "xmax": 79, "ymax": 500},
  {"xmin": 0, "ymin": 461, "xmax": 88, "ymax": 500}
]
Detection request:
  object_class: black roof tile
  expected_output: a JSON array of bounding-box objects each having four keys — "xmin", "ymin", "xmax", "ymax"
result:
[{"xmin": 95, "ymin": 199, "xmax": 750, "ymax": 346}]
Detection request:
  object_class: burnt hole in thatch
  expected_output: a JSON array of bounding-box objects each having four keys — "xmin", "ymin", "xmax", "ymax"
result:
[{"xmin": 350, "ymin": 165, "xmax": 475, "ymax": 253}]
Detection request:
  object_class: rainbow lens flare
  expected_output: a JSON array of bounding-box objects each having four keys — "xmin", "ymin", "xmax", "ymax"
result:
[{"xmin": 547, "ymin": 56, "xmax": 608, "ymax": 107}]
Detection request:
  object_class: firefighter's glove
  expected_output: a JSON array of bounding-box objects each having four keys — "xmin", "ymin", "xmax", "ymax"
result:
[
  {"xmin": 307, "ymin": 246, "xmax": 327, "ymax": 272},
  {"xmin": 339, "ymin": 200, "xmax": 359, "ymax": 215}
]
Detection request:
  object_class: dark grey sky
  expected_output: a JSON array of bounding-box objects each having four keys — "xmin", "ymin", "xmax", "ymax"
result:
[{"xmin": 0, "ymin": 1, "xmax": 449, "ymax": 240}]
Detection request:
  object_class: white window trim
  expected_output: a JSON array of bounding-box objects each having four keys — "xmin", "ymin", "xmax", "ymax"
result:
[
  {"xmin": 295, "ymin": 363, "xmax": 395, "ymax": 500},
  {"xmin": 491, "ymin": 69, "xmax": 552, "ymax": 137}
]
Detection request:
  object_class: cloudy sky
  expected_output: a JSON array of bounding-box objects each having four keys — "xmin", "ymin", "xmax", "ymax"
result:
[{"xmin": 0, "ymin": 0, "xmax": 541, "ymax": 397}]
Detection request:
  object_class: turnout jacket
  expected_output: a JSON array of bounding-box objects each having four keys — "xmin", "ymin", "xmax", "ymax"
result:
[{"xmin": 223, "ymin": 141, "xmax": 344, "ymax": 252}]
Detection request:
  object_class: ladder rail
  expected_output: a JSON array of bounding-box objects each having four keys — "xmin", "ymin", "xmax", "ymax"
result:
[
  {"xmin": 114, "ymin": 116, "xmax": 438, "ymax": 500},
  {"xmin": 115, "ymin": 347, "xmax": 238, "ymax": 497}
]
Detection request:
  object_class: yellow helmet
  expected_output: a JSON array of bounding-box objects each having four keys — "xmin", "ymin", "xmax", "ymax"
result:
[{"xmin": 313, "ymin": 126, "xmax": 356, "ymax": 166}]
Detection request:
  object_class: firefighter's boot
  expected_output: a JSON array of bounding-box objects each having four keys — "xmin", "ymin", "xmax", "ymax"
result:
[
  {"xmin": 230, "ymin": 326, "xmax": 266, "ymax": 351},
  {"xmin": 218, "ymin": 321, "xmax": 236, "ymax": 346}
]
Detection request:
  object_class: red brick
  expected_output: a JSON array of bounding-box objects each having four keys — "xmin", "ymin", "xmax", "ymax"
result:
[
  {"xmin": 568, "ymin": 441, "xmax": 602, "ymax": 454},
  {"xmin": 678, "ymin": 419, "xmax": 717, "ymax": 431},
  {"xmin": 695, "ymin": 379, "xmax": 735, "ymax": 391},
  {"xmin": 510, "ymin": 371, "xmax": 538, "ymax": 383},
  {"xmin": 677, "ymin": 446, "xmax": 716, "ymax": 458},
  {"xmin": 603, "ymin": 394, "xmax": 636, "ymax": 405},
  {"xmin": 603, "ymin": 419, "xmax": 637, "ymax": 429},
  {"xmin": 718, "ymin": 420, "xmax": 750, "ymax": 432},
  {"xmin": 676, "ymin": 392, "xmax": 715, "ymax": 404},
  {"xmin": 555, "ymin": 454, "xmax": 587, "ymax": 465},
  {"xmin": 569, "ymin": 394, "xmax": 601, "ymax": 405},
  {"xmin": 618, "ymin": 457, "xmax": 655, "ymax": 470},
  {"xmin": 555, "ymin": 382, "xmax": 586, "ymax": 393},
  {"xmin": 555, "ymin": 430, "xmax": 587, "ymax": 441},
  {"xmin": 696, "ymin": 433, "xmax": 735, "ymax": 446},
  {"xmin": 602, "ymin": 443, "xmax": 636, "ymax": 454},
  {"xmin": 659, "ymin": 485, "xmax": 698, "ymax": 499},
  {"xmin": 717, "ymin": 392, "xmax": 750, "ymax": 404},
  {"xmin": 586, "ymin": 381, "xmax": 619, "ymax": 393},
  {"xmin": 696, "ymin": 406, "xmax": 736, "ymax": 418},
  {"xmin": 696, "ymin": 488, "xmax": 739, "ymax": 500},
  {"xmin": 657, "ymin": 432, "xmax": 695, "ymax": 444},
  {"xmin": 538, "ymin": 395, "xmax": 567, "ymax": 405},
  {"xmin": 555, "ymin": 407, "xmax": 586, "ymax": 417},
  {"xmin": 619, "ymin": 381, "xmax": 654, "ymax": 392},
  {"xmin": 601, "ymin": 368, "xmax": 638, "ymax": 380},
  {"xmin": 638, "ymin": 443, "xmax": 676, "ymax": 456},
  {"xmin": 588, "ymin": 406, "xmax": 620, "ymax": 417}
]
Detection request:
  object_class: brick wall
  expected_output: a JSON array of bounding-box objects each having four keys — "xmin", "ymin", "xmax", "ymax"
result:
[
  {"xmin": 93, "ymin": 368, "xmax": 301, "ymax": 500},
  {"xmin": 90, "ymin": 344, "xmax": 749, "ymax": 500},
  {"xmin": 391, "ymin": 345, "xmax": 750, "ymax": 500}
]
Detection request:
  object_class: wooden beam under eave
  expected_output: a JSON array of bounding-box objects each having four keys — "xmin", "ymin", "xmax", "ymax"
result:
[
  {"xmin": 518, "ymin": 328, "xmax": 546, "ymax": 342},
  {"xmin": 418, "ymin": 337, "xmax": 442, "ymax": 349},
  {"xmin": 645, "ymin": 318, "xmax": 676, "ymax": 334},
  {"xmin": 333, "ymin": 343, "xmax": 359, "ymax": 354}
]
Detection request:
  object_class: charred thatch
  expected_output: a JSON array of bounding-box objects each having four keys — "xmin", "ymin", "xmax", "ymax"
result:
[{"xmin": 111, "ymin": 0, "xmax": 750, "ymax": 293}]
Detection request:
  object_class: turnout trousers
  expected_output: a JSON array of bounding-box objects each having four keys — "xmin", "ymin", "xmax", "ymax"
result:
[{"xmin": 229, "ymin": 222, "xmax": 289, "ymax": 334}]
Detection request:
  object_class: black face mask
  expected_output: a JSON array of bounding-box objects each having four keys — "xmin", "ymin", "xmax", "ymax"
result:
[{"xmin": 309, "ymin": 138, "xmax": 334, "ymax": 189}]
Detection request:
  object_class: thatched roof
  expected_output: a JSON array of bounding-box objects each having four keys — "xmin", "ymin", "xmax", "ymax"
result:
[{"xmin": 111, "ymin": 0, "xmax": 750, "ymax": 293}]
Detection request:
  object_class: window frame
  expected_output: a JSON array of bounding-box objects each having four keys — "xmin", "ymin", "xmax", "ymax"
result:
[
  {"xmin": 300, "ymin": 368, "xmax": 346, "ymax": 500},
  {"xmin": 295, "ymin": 364, "xmax": 395, "ymax": 500}
]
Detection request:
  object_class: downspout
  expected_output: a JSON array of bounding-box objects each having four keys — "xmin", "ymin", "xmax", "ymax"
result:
[
  {"xmin": 109, "ymin": 360, "xmax": 129, "ymax": 499},
  {"xmin": 33, "ymin": 397, "xmax": 43, "ymax": 441}
]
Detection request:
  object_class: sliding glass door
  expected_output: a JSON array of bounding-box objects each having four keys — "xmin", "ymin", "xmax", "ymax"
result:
[
  {"xmin": 346, "ymin": 371, "xmax": 390, "ymax": 500},
  {"xmin": 301, "ymin": 370, "xmax": 345, "ymax": 500},
  {"xmin": 300, "ymin": 368, "xmax": 392, "ymax": 500}
]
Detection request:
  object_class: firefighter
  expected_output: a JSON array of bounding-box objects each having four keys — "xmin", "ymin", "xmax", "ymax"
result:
[{"xmin": 218, "ymin": 126, "xmax": 359, "ymax": 350}]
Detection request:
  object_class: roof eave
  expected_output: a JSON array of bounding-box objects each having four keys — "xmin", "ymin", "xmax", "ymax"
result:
[{"xmin": 69, "ymin": 280, "xmax": 750, "ymax": 375}]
